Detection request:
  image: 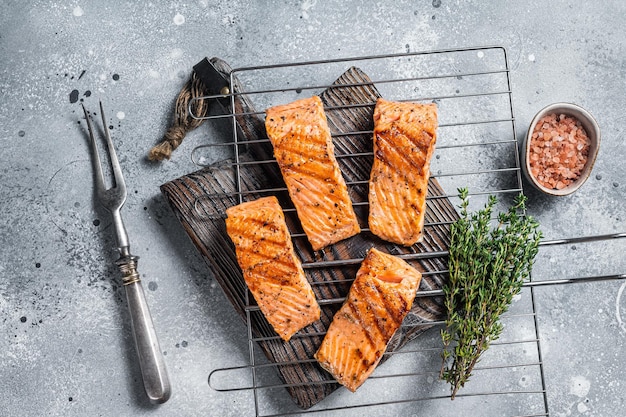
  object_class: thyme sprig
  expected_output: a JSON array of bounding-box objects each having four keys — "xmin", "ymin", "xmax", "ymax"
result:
[{"xmin": 440, "ymin": 188, "xmax": 542, "ymax": 399}]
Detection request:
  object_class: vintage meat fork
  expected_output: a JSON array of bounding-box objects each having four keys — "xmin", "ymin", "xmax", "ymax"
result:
[{"xmin": 82, "ymin": 102, "xmax": 171, "ymax": 404}]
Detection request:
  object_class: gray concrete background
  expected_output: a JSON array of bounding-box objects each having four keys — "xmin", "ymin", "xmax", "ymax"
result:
[{"xmin": 1, "ymin": 1, "xmax": 624, "ymax": 416}]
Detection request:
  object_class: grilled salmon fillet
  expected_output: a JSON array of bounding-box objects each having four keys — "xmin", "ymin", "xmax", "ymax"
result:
[
  {"xmin": 265, "ymin": 96, "xmax": 360, "ymax": 251},
  {"xmin": 368, "ymin": 98, "xmax": 438, "ymax": 246},
  {"xmin": 314, "ymin": 248, "xmax": 422, "ymax": 391},
  {"xmin": 225, "ymin": 196, "xmax": 321, "ymax": 341}
]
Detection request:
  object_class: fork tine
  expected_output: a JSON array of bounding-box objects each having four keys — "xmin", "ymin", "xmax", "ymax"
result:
[
  {"xmin": 82, "ymin": 103, "xmax": 106, "ymax": 195},
  {"xmin": 99, "ymin": 101, "xmax": 127, "ymax": 193}
]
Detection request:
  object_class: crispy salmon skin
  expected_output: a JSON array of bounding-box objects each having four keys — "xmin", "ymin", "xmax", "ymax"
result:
[
  {"xmin": 225, "ymin": 196, "xmax": 321, "ymax": 341},
  {"xmin": 314, "ymin": 248, "xmax": 422, "ymax": 391},
  {"xmin": 265, "ymin": 96, "xmax": 360, "ymax": 251},
  {"xmin": 368, "ymin": 98, "xmax": 438, "ymax": 246}
]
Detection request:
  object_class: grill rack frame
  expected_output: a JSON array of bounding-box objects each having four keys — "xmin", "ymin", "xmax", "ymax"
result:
[{"xmin": 183, "ymin": 47, "xmax": 626, "ymax": 417}]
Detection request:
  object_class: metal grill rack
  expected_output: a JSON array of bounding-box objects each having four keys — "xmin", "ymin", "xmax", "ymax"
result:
[{"xmin": 185, "ymin": 47, "xmax": 626, "ymax": 417}]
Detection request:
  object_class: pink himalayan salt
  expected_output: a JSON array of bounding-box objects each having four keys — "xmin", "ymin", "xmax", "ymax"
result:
[{"xmin": 528, "ymin": 113, "xmax": 590, "ymax": 190}]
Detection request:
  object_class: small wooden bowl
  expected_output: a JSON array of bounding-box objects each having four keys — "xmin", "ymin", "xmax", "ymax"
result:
[{"xmin": 521, "ymin": 102, "xmax": 600, "ymax": 196}]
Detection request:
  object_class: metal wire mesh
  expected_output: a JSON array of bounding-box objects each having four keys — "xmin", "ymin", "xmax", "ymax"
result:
[{"xmin": 190, "ymin": 47, "xmax": 625, "ymax": 417}]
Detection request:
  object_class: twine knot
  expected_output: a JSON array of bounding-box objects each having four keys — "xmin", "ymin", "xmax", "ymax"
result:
[{"xmin": 148, "ymin": 72, "xmax": 210, "ymax": 161}]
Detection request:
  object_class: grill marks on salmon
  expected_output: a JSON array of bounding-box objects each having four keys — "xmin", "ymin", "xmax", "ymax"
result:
[
  {"xmin": 265, "ymin": 96, "xmax": 360, "ymax": 251},
  {"xmin": 314, "ymin": 248, "xmax": 422, "ymax": 392},
  {"xmin": 227, "ymin": 96, "xmax": 435, "ymax": 388},
  {"xmin": 225, "ymin": 196, "xmax": 321, "ymax": 341},
  {"xmin": 368, "ymin": 98, "xmax": 438, "ymax": 246}
]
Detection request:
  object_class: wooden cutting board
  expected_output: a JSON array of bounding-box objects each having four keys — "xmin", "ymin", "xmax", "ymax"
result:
[{"xmin": 160, "ymin": 58, "xmax": 458, "ymax": 409}]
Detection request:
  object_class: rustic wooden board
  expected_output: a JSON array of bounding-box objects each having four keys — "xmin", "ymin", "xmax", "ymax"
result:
[{"xmin": 160, "ymin": 58, "xmax": 459, "ymax": 409}]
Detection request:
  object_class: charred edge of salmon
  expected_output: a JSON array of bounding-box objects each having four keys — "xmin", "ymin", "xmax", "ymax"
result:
[
  {"xmin": 225, "ymin": 196, "xmax": 321, "ymax": 341},
  {"xmin": 368, "ymin": 98, "xmax": 438, "ymax": 246},
  {"xmin": 314, "ymin": 248, "xmax": 422, "ymax": 391},
  {"xmin": 265, "ymin": 96, "xmax": 360, "ymax": 251}
]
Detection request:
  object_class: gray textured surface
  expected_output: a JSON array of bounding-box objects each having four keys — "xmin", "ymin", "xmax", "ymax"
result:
[{"xmin": 1, "ymin": 1, "xmax": 625, "ymax": 416}]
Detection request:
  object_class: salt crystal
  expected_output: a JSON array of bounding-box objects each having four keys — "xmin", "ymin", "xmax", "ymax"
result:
[{"xmin": 528, "ymin": 112, "xmax": 590, "ymax": 190}]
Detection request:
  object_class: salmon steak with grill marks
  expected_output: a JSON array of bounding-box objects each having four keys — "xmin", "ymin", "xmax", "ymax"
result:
[
  {"xmin": 368, "ymin": 98, "xmax": 438, "ymax": 246},
  {"xmin": 225, "ymin": 196, "xmax": 321, "ymax": 341},
  {"xmin": 314, "ymin": 247, "xmax": 422, "ymax": 392},
  {"xmin": 265, "ymin": 96, "xmax": 360, "ymax": 251}
]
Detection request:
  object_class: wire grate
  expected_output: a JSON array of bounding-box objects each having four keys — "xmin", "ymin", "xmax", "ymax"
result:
[{"xmin": 175, "ymin": 47, "xmax": 626, "ymax": 417}]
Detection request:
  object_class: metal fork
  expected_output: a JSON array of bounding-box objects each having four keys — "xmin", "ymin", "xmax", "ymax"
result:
[{"xmin": 82, "ymin": 102, "xmax": 171, "ymax": 404}]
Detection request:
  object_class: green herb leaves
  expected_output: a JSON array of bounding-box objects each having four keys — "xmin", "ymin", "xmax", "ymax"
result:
[{"xmin": 440, "ymin": 188, "xmax": 542, "ymax": 399}]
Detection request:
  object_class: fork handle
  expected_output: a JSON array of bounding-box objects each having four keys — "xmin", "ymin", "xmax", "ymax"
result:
[{"xmin": 117, "ymin": 255, "xmax": 172, "ymax": 404}]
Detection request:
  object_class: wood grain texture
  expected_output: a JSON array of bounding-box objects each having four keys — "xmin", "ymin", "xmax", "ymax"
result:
[{"xmin": 160, "ymin": 58, "xmax": 459, "ymax": 409}]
